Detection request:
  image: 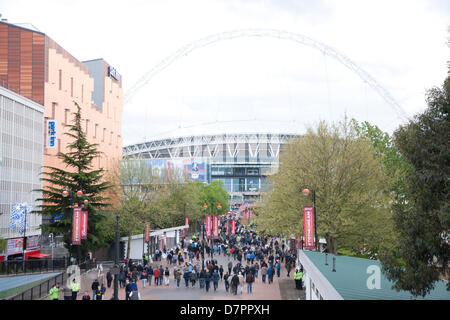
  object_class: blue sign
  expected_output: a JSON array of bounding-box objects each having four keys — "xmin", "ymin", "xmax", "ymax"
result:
[
  {"xmin": 46, "ymin": 120, "xmax": 57, "ymax": 148},
  {"xmin": 108, "ymin": 65, "xmax": 120, "ymax": 81}
]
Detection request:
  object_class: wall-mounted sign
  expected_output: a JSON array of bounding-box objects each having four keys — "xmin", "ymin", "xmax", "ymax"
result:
[
  {"xmin": 26, "ymin": 235, "xmax": 41, "ymax": 250},
  {"xmin": 46, "ymin": 120, "xmax": 57, "ymax": 148},
  {"xmin": 108, "ymin": 65, "xmax": 120, "ymax": 81},
  {"xmin": 7, "ymin": 238, "xmax": 23, "ymax": 255}
]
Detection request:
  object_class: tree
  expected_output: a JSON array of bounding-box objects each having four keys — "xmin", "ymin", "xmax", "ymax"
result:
[
  {"xmin": 258, "ymin": 118, "xmax": 389, "ymax": 254},
  {"xmin": 35, "ymin": 102, "xmax": 111, "ymax": 261},
  {"xmin": 380, "ymin": 69, "xmax": 450, "ymax": 297}
]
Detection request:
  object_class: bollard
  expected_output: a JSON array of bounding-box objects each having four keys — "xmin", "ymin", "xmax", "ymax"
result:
[{"xmin": 332, "ymin": 257, "xmax": 336, "ymax": 272}]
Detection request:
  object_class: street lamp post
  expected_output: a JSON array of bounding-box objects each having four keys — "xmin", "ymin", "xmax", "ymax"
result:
[
  {"xmin": 62, "ymin": 189, "xmax": 87, "ymax": 264},
  {"xmin": 302, "ymin": 188, "xmax": 318, "ymax": 251},
  {"xmin": 113, "ymin": 214, "xmax": 120, "ymax": 300},
  {"xmin": 20, "ymin": 203, "xmax": 28, "ymax": 272}
]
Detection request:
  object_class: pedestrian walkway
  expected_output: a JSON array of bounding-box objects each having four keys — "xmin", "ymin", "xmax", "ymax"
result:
[{"xmin": 101, "ymin": 252, "xmax": 299, "ymax": 300}]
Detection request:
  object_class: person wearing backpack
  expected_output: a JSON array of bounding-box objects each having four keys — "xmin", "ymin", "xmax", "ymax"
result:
[
  {"xmin": 129, "ymin": 288, "xmax": 141, "ymax": 300},
  {"xmin": 246, "ymin": 272, "xmax": 255, "ymax": 293}
]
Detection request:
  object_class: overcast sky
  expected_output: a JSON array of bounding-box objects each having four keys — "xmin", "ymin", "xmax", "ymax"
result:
[{"xmin": 2, "ymin": 0, "xmax": 449, "ymax": 145}]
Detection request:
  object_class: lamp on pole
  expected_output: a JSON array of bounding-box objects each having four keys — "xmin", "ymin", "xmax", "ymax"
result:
[
  {"xmin": 62, "ymin": 189, "xmax": 87, "ymax": 264},
  {"xmin": 302, "ymin": 188, "xmax": 318, "ymax": 251},
  {"xmin": 113, "ymin": 214, "xmax": 120, "ymax": 300}
]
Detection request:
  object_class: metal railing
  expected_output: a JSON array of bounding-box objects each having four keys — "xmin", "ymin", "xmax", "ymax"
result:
[
  {"xmin": 4, "ymin": 260, "xmax": 96, "ymax": 300},
  {"xmin": 0, "ymin": 258, "xmax": 69, "ymax": 276},
  {"xmin": 7, "ymin": 272, "xmax": 66, "ymax": 301}
]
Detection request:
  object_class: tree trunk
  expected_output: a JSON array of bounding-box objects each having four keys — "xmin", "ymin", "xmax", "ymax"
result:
[{"xmin": 325, "ymin": 234, "xmax": 338, "ymax": 255}]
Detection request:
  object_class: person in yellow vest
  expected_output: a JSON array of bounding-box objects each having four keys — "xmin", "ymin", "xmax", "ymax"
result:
[
  {"xmin": 71, "ymin": 278, "xmax": 80, "ymax": 300},
  {"xmin": 294, "ymin": 268, "xmax": 303, "ymax": 290},
  {"xmin": 49, "ymin": 283, "xmax": 61, "ymax": 300}
]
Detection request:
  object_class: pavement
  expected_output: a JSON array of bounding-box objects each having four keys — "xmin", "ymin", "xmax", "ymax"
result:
[{"xmin": 93, "ymin": 251, "xmax": 303, "ymax": 301}]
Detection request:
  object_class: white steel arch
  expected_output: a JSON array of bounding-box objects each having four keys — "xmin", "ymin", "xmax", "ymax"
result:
[{"xmin": 125, "ymin": 28, "xmax": 410, "ymax": 121}]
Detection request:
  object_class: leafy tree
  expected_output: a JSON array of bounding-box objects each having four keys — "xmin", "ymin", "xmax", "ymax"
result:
[
  {"xmin": 258, "ymin": 118, "xmax": 389, "ymax": 254},
  {"xmin": 35, "ymin": 102, "xmax": 111, "ymax": 261},
  {"xmin": 380, "ymin": 69, "xmax": 450, "ymax": 296}
]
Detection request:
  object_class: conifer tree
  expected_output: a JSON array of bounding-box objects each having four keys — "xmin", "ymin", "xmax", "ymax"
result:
[{"xmin": 35, "ymin": 102, "xmax": 111, "ymax": 261}]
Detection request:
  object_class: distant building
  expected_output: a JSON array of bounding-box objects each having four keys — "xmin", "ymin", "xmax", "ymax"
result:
[
  {"xmin": 0, "ymin": 85, "xmax": 44, "ymax": 261},
  {"xmin": 297, "ymin": 250, "xmax": 449, "ymax": 300},
  {"xmin": 123, "ymin": 133, "xmax": 299, "ymax": 205},
  {"xmin": 0, "ymin": 20, "xmax": 123, "ymax": 257}
]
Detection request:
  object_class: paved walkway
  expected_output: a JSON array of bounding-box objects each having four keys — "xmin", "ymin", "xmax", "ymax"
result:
[{"xmin": 96, "ymin": 252, "xmax": 300, "ymax": 300}]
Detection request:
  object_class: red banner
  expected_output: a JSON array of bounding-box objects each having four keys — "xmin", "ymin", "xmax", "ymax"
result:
[
  {"xmin": 182, "ymin": 228, "xmax": 185, "ymax": 239},
  {"xmin": 144, "ymin": 222, "xmax": 151, "ymax": 243},
  {"xmin": 231, "ymin": 219, "xmax": 235, "ymax": 235},
  {"xmin": 213, "ymin": 215, "xmax": 219, "ymax": 239},
  {"xmin": 303, "ymin": 206, "xmax": 315, "ymax": 250},
  {"xmin": 81, "ymin": 210, "xmax": 88, "ymax": 240},
  {"xmin": 205, "ymin": 215, "xmax": 211, "ymax": 238},
  {"xmin": 185, "ymin": 216, "xmax": 189, "ymax": 228},
  {"xmin": 72, "ymin": 207, "xmax": 82, "ymax": 245}
]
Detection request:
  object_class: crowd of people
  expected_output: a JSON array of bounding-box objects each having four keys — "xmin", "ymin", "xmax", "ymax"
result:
[
  {"xmin": 49, "ymin": 217, "xmax": 304, "ymax": 300},
  {"xmin": 115, "ymin": 219, "xmax": 303, "ymax": 300}
]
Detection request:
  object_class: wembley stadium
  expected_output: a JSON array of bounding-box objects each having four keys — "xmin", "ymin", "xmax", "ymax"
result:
[{"xmin": 123, "ymin": 132, "xmax": 299, "ymax": 204}]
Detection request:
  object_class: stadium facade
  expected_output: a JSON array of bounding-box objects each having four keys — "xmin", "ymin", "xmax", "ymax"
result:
[{"xmin": 123, "ymin": 133, "xmax": 299, "ymax": 204}]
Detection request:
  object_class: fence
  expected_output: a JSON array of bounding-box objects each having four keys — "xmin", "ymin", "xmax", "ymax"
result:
[
  {"xmin": 4, "ymin": 260, "xmax": 96, "ymax": 300},
  {"xmin": 0, "ymin": 258, "xmax": 69, "ymax": 276},
  {"xmin": 8, "ymin": 272, "xmax": 66, "ymax": 300}
]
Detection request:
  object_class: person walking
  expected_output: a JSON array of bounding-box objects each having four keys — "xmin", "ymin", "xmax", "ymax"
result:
[
  {"xmin": 159, "ymin": 265, "xmax": 164, "ymax": 286},
  {"xmin": 91, "ymin": 279, "xmax": 99, "ymax": 300},
  {"xmin": 239, "ymin": 272, "xmax": 245, "ymax": 294},
  {"xmin": 219, "ymin": 265, "xmax": 224, "ymax": 281},
  {"xmin": 164, "ymin": 267, "xmax": 170, "ymax": 286},
  {"xmin": 275, "ymin": 261, "xmax": 281, "ymax": 278},
  {"xmin": 199, "ymin": 269, "xmax": 206, "ymax": 289},
  {"xmin": 118, "ymin": 270, "xmax": 126, "ymax": 288},
  {"xmin": 71, "ymin": 278, "xmax": 79, "ymax": 300},
  {"xmin": 148, "ymin": 265, "xmax": 153, "ymax": 287},
  {"xmin": 267, "ymin": 266, "xmax": 274, "ymax": 284},
  {"xmin": 223, "ymin": 272, "xmax": 230, "ymax": 293},
  {"xmin": 153, "ymin": 267, "xmax": 161, "ymax": 286},
  {"xmin": 49, "ymin": 283, "xmax": 61, "ymax": 300},
  {"xmin": 106, "ymin": 271, "xmax": 113, "ymax": 288},
  {"xmin": 227, "ymin": 260, "xmax": 233, "ymax": 275},
  {"xmin": 125, "ymin": 279, "xmax": 131, "ymax": 301},
  {"xmin": 246, "ymin": 270, "xmax": 255, "ymax": 294},
  {"xmin": 142, "ymin": 268, "xmax": 148, "ymax": 288},
  {"xmin": 231, "ymin": 273, "xmax": 239, "ymax": 295},
  {"xmin": 261, "ymin": 265, "xmax": 267, "ymax": 283},
  {"xmin": 212, "ymin": 269, "xmax": 220, "ymax": 292},
  {"xmin": 183, "ymin": 269, "xmax": 191, "ymax": 288},
  {"xmin": 204, "ymin": 270, "xmax": 212, "ymax": 292},
  {"xmin": 286, "ymin": 261, "xmax": 292, "ymax": 277},
  {"xmin": 190, "ymin": 269, "xmax": 198, "ymax": 288},
  {"xmin": 175, "ymin": 268, "xmax": 182, "ymax": 288}
]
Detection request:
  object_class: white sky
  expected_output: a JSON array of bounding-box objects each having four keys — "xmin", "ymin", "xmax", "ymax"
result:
[{"xmin": 1, "ymin": 0, "xmax": 449, "ymax": 145}]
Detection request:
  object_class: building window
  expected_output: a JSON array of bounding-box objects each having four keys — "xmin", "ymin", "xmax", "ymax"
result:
[
  {"xmin": 58, "ymin": 69, "xmax": 62, "ymax": 90},
  {"xmin": 81, "ymin": 84, "xmax": 84, "ymax": 103},
  {"xmin": 94, "ymin": 124, "xmax": 98, "ymax": 139},
  {"xmin": 85, "ymin": 119, "xmax": 89, "ymax": 136},
  {"xmin": 102, "ymin": 128, "xmax": 106, "ymax": 142},
  {"xmin": 70, "ymin": 77, "xmax": 73, "ymax": 97},
  {"xmin": 64, "ymin": 109, "xmax": 70, "ymax": 125},
  {"xmin": 52, "ymin": 102, "xmax": 57, "ymax": 119}
]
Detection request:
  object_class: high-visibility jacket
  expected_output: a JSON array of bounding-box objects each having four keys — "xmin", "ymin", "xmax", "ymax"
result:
[
  {"xmin": 71, "ymin": 281, "xmax": 79, "ymax": 292},
  {"xmin": 294, "ymin": 271, "xmax": 303, "ymax": 280},
  {"xmin": 49, "ymin": 286, "xmax": 60, "ymax": 300}
]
